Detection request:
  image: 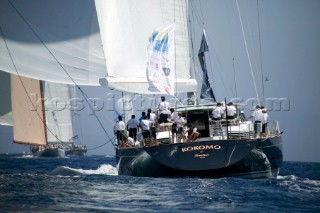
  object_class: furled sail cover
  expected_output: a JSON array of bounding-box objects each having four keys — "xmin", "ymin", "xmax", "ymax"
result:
[
  {"xmin": 44, "ymin": 82, "xmax": 73, "ymax": 144},
  {"xmin": 11, "ymin": 75, "xmax": 46, "ymax": 146},
  {"xmin": 0, "ymin": 0, "xmax": 107, "ymax": 85},
  {"xmin": 96, "ymin": 0, "xmax": 197, "ymax": 94},
  {"xmin": 0, "ymin": 71, "xmax": 12, "ymax": 126}
]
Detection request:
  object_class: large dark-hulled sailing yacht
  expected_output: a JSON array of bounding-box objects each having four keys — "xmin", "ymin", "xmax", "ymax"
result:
[{"xmin": 107, "ymin": 0, "xmax": 283, "ymax": 178}]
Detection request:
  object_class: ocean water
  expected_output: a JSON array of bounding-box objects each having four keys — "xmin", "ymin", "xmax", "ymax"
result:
[{"xmin": 0, "ymin": 154, "xmax": 319, "ymax": 213}]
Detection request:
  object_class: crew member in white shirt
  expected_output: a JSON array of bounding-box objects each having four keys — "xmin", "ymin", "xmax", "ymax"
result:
[
  {"xmin": 140, "ymin": 115, "xmax": 152, "ymax": 146},
  {"xmin": 226, "ymin": 102, "xmax": 236, "ymax": 120},
  {"xmin": 158, "ymin": 96, "xmax": 170, "ymax": 126},
  {"xmin": 114, "ymin": 116, "xmax": 127, "ymax": 147},
  {"xmin": 246, "ymin": 104, "xmax": 263, "ymax": 138},
  {"xmin": 147, "ymin": 109, "xmax": 158, "ymax": 146},
  {"xmin": 212, "ymin": 103, "xmax": 223, "ymax": 120},
  {"xmin": 170, "ymin": 108, "xmax": 179, "ymax": 143},
  {"xmin": 261, "ymin": 108, "xmax": 269, "ymax": 137},
  {"xmin": 176, "ymin": 112, "xmax": 186, "ymax": 142}
]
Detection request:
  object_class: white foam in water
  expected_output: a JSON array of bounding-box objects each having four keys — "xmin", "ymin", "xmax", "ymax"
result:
[
  {"xmin": 53, "ymin": 164, "xmax": 118, "ymax": 176},
  {"xmin": 20, "ymin": 154, "xmax": 34, "ymax": 158},
  {"xmin": 277, "ymin": 175, "xmax": 297, "ymax": 180}
]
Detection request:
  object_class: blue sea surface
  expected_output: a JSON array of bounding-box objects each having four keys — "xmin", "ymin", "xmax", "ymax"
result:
[{"xmin": 0, "ymin": 154, "xmax": 319, "ymax": 213}]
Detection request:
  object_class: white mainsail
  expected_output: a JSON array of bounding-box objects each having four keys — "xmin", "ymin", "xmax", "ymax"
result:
[
  {"xmin": 0, "ymin": 0, "xmax": 107, "ymax": 85},
  {"xmin": 44, "ymin": 82, "xmax": 74, "ymax": 144},
  {"xmin": 96, "ymin": 0, "xmax": 197, "ymax": 94}
]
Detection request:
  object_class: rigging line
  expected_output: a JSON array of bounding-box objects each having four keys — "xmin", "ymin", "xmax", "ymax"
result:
[
  {"xmin": 205, "ymin": 36, "xmax": 235, "ymax": 98},
  {"xmin": 0, "ymin": 26, "xmax": 71, "ymax": 147},
  {"xmin": 173, "ymin": 0, "xmax": 178, "ymax": 103},
  {"xmin": 236, "ymin": 0, "xmax": 260, "ymax": 101},
  {"xmin": 45, "ymin": 82, "xmax": 62, "ymax": 141},
  {"xmin": 189, "ymin": 0, "xmax": 204, "ymax": 28},
  {"xmin": 87, "ymin": 136, "xmax": 116, "ymax": 151},
  {"xmin": 189, "ymin": 7, "xmax": 196, "ymax": 79},
  {"xmin": 233, "ymin": 57, "xmax": 238, "ymax": 101},
  {"xmin": 199, "ymin": 0, "xmax": 205, "ymax": 26},
  {"xmin": 71, "ymin": 85, "xmax": 84, "ymax": 145},
  {"xmin": 7, "ymin": 0, "xmax": 112, "ymax": 141},
  {"xmin": 257, "ymin": 0, "xmax": 265, "ymax": 103},
  {"xmin": 173, "ymin": 95, "xmax": 185, "ymax": 107},
  {"xmin": 242, "ymin": 8, "xmax": 262, "ymax": 97},
  {"xmin": 225, "ymin": 1, "xmax": 238, "ymax": 99}
]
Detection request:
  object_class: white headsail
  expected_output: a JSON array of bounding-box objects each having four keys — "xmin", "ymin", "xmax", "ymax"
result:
[{"xmin": 44, "ymin": 82, "xmax": 74, "ymax": 144}]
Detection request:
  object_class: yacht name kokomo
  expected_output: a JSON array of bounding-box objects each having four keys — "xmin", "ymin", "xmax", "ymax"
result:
[{"xmin": 181, "ymin": 145, "xmax": 222, "ymax": 152}]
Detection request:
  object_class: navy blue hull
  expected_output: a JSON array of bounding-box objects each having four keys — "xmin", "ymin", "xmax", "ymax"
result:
[
  {"xmin": 33, "ymin": 148, "xmax": 65, "ymax": 158},
  {"xmin": 116, "ymin": 136, "xmax": 283, "ymax": 178}
]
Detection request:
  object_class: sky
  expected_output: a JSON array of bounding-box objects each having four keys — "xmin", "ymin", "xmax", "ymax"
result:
[{"xmin": 1, "ymin": 0, "xmax": 320, "ymax": 162}]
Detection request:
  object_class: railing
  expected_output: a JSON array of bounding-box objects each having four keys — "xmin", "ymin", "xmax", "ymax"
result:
[{"xmin": 209, "ymin": 118, "xmax": 281, "ymax": 140}]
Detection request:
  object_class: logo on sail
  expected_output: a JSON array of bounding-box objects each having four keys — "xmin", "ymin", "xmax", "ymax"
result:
[{"xmin": 147, "ymin": 23, "xmax": 175, "ymax": 96}]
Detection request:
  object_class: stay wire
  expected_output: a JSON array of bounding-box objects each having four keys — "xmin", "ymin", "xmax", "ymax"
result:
[{"xmin": 236, "ymin": 0, "xmax": 260, "ymax": 101}]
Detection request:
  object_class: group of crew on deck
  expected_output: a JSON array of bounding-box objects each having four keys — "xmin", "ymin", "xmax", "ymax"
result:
[
  {"xmin": 114, "ymin": 96, "xmax": 200, "ymax": 148},
  {"xmin": 114, "ymin": 97, "xmax": 269, "ymax": 148},
  {"xmin": 212, "ymin": 102, "xmax": 269, "ymax": 138}
]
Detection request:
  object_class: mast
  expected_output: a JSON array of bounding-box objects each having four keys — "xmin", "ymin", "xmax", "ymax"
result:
[
  {"xmin": 40, "ymin": 81, "xmax": 48, "ymax": 145},
  {"xmin": 187, "ymin": 1, "xmax": 198, "ymax": 106},
  {"xmin": 257, "ymin": 0, "xmax": 265, "ymax": 104},
  {"xmin": 225, "ymin": 98, "xmax": 229, "ymax": 140}
]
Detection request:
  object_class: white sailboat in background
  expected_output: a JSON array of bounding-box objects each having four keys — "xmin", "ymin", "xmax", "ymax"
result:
[
  {"xmin": 3, "ymin": 73, "xmax": 68, "ymax": 157},
  {"xmin": 65, "ymin": 85, "xmax": 87, "ymax": 156},
  {"xmin": 10, "ymin": 74, "xmax": 63, "ymax": 157},
  {"xmin": 0, "ymin": 0, "xmax": 100, "ymax": 156},
  {"xmin": 0, "ymin": 70, "xmax": 87, "ymax": 157},
  {"xmin": 30, "ymin": 80, "xmax": 76, "ymax": 157}
]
